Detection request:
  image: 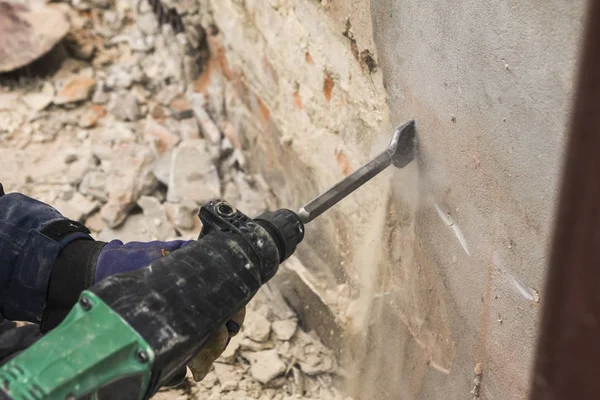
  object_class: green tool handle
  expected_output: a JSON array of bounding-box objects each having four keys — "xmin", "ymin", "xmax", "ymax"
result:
[{"xmin": 0, "ymin": 291, "xmax": 154, "ymax": 400}]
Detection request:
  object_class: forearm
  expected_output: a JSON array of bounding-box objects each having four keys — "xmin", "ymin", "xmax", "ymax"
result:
[{"xmin": 0, "ymin": 189, "xmax": 92, "ymax": 323}]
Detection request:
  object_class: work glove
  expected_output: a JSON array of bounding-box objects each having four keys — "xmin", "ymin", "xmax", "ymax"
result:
[{"xmin": 187, "ymin": 307, "xmax": 246, "ymax": 381}]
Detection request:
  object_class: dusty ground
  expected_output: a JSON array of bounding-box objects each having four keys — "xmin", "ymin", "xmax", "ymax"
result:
[{"xmin": 0, "ymin": 0, "xmax": 348, "ymax": 398}]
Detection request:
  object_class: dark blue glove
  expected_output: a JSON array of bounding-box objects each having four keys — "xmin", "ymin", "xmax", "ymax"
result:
[{"xmin": 94, "ymin": 239, "xmax": 191, "ymax": 282}]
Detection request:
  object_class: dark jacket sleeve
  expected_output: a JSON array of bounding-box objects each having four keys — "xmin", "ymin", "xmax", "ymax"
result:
[{"xmin": 0, "ymin": 186, "xmax": 93, "ymax": 323}]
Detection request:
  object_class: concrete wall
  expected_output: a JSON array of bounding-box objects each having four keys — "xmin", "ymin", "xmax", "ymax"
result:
[
  {"xmin": 367, "ymin": 1, "xmax": 586, "ymax": 398},
  {"xmin": 191, "ymin": 0, "xmax": 587, "ymax": 398}
]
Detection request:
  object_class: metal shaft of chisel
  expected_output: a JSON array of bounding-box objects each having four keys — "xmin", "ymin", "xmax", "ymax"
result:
[{"xmin": 297, "ymin": 120, "xmax": 416, "ymax": 224}]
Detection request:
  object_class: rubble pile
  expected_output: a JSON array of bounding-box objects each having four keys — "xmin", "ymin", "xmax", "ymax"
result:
[
  {"xmin": 0, "ymin": 0, "xmax": 348, "ymax": 398},
  {"xmin": 154, "ymin": 287, "xmax": 348, "ymax": 400}
]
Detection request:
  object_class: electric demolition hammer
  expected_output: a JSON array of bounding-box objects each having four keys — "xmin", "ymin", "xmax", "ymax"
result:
[{"xmin": 0, "ymin": 121, "xmax": 415, "ymax": 400}]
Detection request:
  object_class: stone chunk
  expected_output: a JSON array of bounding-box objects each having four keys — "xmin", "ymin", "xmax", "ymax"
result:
[
  {"xmin": 144, "ymin": 119, "xmax": 180, "ymax": 155},
  {"xmin": 137, "ymin": 196, "xmax": 176, "ymax": 240},
  {"xmin": 218, "ymin": 334, "xmax": 242, "ymax": 364},
  {"xmin": 54, "ymin": 78, "xmax": 96, "ymax": 105},
  {"xmin": 243, "ymin": 310, "xmax": 271, "ymax": 343},
  {"xmin": 245, "ymin": 350, "xmax": 286, "ymax": 384},
  {"xmin": 53, "ymin": 192, "xmax": 99, "ymax": 222},
  {"xmin": 137, "ymin": 13, "xmax": 159, "ymax": 35},
  {"xmin": 163, "ymin": 201, "xmax": 196, "ymax": 230},
  {"xmin": 166, "ymin": 139, "xmax": 220, "ymax": 204},
  {"xmin": 152, "ymin": 150, "xmax": 172, "ymax": 185},
  {"xmin": 98, "ymin": 213, "xmax": 150, "ymax": 242},
  {"xmin": 191, "ymin": 94, "xmax": 221, "ymax": 144},
  {"xmin": 100, "ymin": 144, "xmax": 156, "ymax": 228},
  {"xmin": 169, "ymin": 96, "xmax": 194, "ymax": 120},
  {"xmin": 234, "ymin": 174, "xmax": 268, "ymax": 217},
  {"xmin": 22, "ymin": 82, "xmax": 54, "ymax": 111},
  {"xmin": 109, "ymin": 93, "xmax": 141, "ymax": 121},
  {"xmin": 178, "ymin": 117, "xmax": 200, "ymax": 140},
  {"xmin": 79, "ymin": 170, "xmax": 108, "ymax": 202},
  {"xmin": 79, "ymin": 109, "xmax": 99, "ymax": 128},
  {"xmin": 271, "ymin": 319, "xmax": 297, "ymax": 341},
  {"xmin": 212, "ymin": 363, "xmax": 240, "ymax": 392},
  {"xmin": 85, "ymin": 212, "xmax": 104, "ymax": 232}
]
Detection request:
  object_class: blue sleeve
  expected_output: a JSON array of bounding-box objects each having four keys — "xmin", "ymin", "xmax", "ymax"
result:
[{"xmin": 0, "ymin": 192, "xmax": 91, "ymax": 323}]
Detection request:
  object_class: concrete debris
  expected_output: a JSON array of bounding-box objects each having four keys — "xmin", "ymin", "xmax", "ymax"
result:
[
  {"xmin": 177, "ymin": 117, "xmax": 200, "ymax": 140},
  {"xmin": 98, "ymin": 213, "xmax": 152, "ymax": 243},
  {"xmin": 64, "ymin": 151, "xmax": 79, "ymax": 164},
  {"xmin": 137, "ymin": 196, "xmax": 176, "ymax": 240},
  {"xmin": 166, "ymin": 139, "xmax": 220, "ymax": 204},
  {"xmin": 169, "ymin": 96, "xmax": 194, "ymax": 120},
  {"xmin": 271, "ymin": 319, "xmax": 298, "ymax": 341},
  {"xmin": 150, "ymin": 103, "xmax": 169, "ymax": 120},
  {"xmin": 101, "ymin": 144, "xmax": 156, "ymax": 227},
  {"xmin": 163, "ymin": 201, "xmax": 196, "ymax": 231},
  {"xmin": 191, "ymin": 95, "xmax": 221, "ymax": 144},
  {"xmin": 54, "ymin": 192, "xmax": 99, "ymax": 222},
  {"xmin": 54, "ymin": 78, "xmax": 96, "ymax": 105},
  {"xmin": 92, "ymin": 82, "xmax": 110, "ymax": 104},
  {"xmin": 66, "ymin": 148, "xmax": 96, "ymax": 186},
  {"xmin": 243, "ymin": 310, "xmax": 271, "ymax": 343},
  {"xmin": 223, "ymin": 181, "xmax": 241, "ymax": 203},
  {"xmin": 125, "ymin": 31, "xmax": 155, "ymax": 53},
  {"xmin": 298, "ymin": 353, "xmax": 335, "ymax": 376},
  {"xmin": 155, "ymin": 86, "xmax": 181, "ymax": 106},
  {"xmin": 212, "ymin": 363, "xmax": 241, "ymax": 392},
  {"xmin": 244, "ymin": 349, "xmax": 286, "ymax": 384},
  {"xmin": 152, "ymin": 150, "xmax": 173, "ymax": 185},
  {"xmin": 85, "ymin": 212, "xmax": 105, "ymax": 232},
  {"xmin": 109, "ymin": 93, "xmax": 142, "ymax": 121},
  {"xmin": 105, "ymin": 65, "xmax": 134, "ymax": 89},
  {"xmin": 65, "ymin": 30, "xmax": 96, "ymax": 61},
  {"xmin": 137, "ymin": 13, "xmax": 159, "ymax": 35},
  {"xmin": 292, "ymin": 367, "xmax": 305, "ymax": 396},
  {"xmin": 228, "ymin": 149, "xmax": 247, "ymax": 170},
  {"xmin": 79, "ymin": 109, "xmax": 100, "ymax": 128},
  {"xmin": 234, "ymin": 173, "xmax": 269, "ymax": 217},
  {"xmin": 22, "ymin": 83, "xmax": 54, "ymax": 112},
  {"xmin": 240, "ymin": 338, "xmax": 276, "ymax": 352},
  {"xmin": 221, "ymin": 137, "xmax": 234, "ymax": 158},
  {"xmin": 79, "ymin": 170, "xmax": 108, "ymax": 202},
  {"xmin": 218, "ymin": 334, "xmax": 242, "ymax": 364},
  {"xmin": 71, "ymin": 0, "xmax": 110, "ymax": 10},
  {"xmin": 0, "ymin": 93, "xmax": 21, "ymax": 111},
  {"xmin": 223, "ymin": 122, "xmax": 243, "ymax": 150},
  {"xmin": 144, "ymin": 119, "xmax": 180, "ymax": 155}
]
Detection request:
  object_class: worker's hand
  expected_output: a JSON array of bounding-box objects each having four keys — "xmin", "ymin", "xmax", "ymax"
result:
[
  {"xmin": 187, "ymin": 307, "xmax": 246, "ymax": 381},
  {"xmin": 93, "ymin": 239, "xmax": 192, "ymax": 282}
]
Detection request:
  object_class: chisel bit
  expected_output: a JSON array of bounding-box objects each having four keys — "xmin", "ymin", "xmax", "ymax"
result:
[{"xmin": 297, "ymin": 120, "xmax": 416, "ymax": 224}]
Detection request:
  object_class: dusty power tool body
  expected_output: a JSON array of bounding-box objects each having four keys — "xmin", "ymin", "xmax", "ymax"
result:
[{"xmin": 0, "ymin": 121, "xmax": 415, "ymax": 400}]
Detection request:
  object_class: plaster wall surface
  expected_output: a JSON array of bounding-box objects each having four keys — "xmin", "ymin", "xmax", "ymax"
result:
[
  {"xmin": 367, "ymin": 1, "xmax": 586, "ymax": 398},
  {"xmin": 195, "ymin": 0, "xmax": 587, "ymax": 398}
]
